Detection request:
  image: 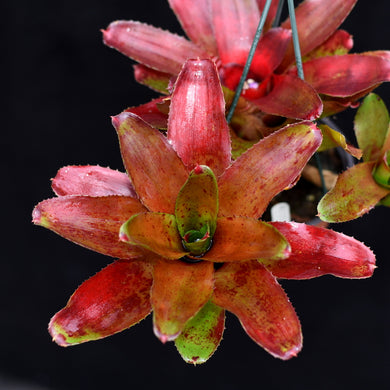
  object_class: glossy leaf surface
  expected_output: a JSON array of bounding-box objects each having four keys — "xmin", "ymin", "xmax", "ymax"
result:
[
  {"xmin": 168, "ymin": 0, "xmax": 217, "ymax": 55},
  {"xmin": 297, "ymin": 54, "xmax": 390, "ymax": 97},
  {"xmin": 175, "ymin": 165, "xmax": 218, "ymax": 238},
  {"xmin": 250, "ymin": 74, "xmax": 323, "ymax": 120},
  {"xmin": 279, "ymin": 0, "xmax": 357, "ymax": 70},
  {"xmin": 210, "ymin": 0, "xmax": 259, "ymax": 65}
]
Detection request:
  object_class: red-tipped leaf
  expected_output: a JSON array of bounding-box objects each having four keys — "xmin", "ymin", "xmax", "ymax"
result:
[{"xmin": 294, "ymin": 54, "xmax": 390, "ymax": 97}]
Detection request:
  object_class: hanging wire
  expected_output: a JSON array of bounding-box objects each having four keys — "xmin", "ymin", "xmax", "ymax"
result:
[
  {"xmin": 272, "ymin": 0, "xmax": 285, "ymax": 28},
  {"xmin": 226, "ymin": 0, "xmax": 327, "ymax": 195},
  {"xmin": 287, "ymin": 0, "xmax": 327, "ymax": 195},
  {"xmin": 226, "ymin": 0, "xmax": 273, "ymax": 123}
]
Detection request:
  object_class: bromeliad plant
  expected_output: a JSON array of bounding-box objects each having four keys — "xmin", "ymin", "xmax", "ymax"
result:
[
  {"xmin": 103, "ymin": 0, "xmax": 390, "ymax": 139},
  {"xmin": 33, "ymin": 59, "xmax": 376, "ymax": 364},
  {"xmin": 318, "ymin": 93, "xmax": 390, "ymax": 222}
]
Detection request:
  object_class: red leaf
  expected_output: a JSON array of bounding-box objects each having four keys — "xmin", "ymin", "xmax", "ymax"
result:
[
  {"xmin": 49, "ymin": 259, "xmax": 153, "ymax": 346},
  {"xmin": 32, "ymin": 196, "xmax": 146, "ymax": 258},
  {"xmin": 267, "ymin": 222, "xmax": 376, "ymax": 279},
  {"xmin": 212, "ymin": 261, "xmax": 302, "ymax": 360},
  {"xmin": 168, "ymin": 59, "xmax": 231, "ymax": 176},
  {"xmin": 112, "ymin": 112, "xmax": 188, "ymax": 213},
  {"xmin": 152, "ymin": 259, "xmax": 214, "ymax": 342}
]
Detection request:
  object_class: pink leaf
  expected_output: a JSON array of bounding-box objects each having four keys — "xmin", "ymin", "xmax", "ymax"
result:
[
  {"xmin": 210, "ymin": 0, "xmax": 260, "ymax": 65},
  {"xmin": 52, "ymin": 166, "xmax": 136, "ymax": 198},
  {"xmin": 32, "ymin": 195, "xmax": 147, "ymax": 258},
  {"xmin": 279, "ymin": 0, "xmax": 357, "ymax": 71},
  {"xmin": 102, "ymin": 20, "xmax": 206, "ymax": 75},
  {"xmin": 168, "ymin": 0, "xmax": 217, "ymax": 55}
]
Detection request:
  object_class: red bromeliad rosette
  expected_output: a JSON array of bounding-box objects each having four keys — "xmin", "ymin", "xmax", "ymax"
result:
[
  {"xmin": 102, "ymin": 0, "xmax": 390, "ymax": 137},
  {"xmin": 33, "ymin": 59, "xmax": 375, "ymax": 364}
]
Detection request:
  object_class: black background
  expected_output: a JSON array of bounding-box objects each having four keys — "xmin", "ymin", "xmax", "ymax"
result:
[{"xmin": 3, "ymin": 1, "xmax": 390, "ymax": 389}]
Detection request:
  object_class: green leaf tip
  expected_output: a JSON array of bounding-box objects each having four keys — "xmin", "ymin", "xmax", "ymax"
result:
[{"xmin": 175, "ymin": 301, "xmax": 225, "ymax": 365}]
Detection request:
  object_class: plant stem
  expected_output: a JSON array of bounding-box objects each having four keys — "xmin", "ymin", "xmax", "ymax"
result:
[{"xmin": 226, "ymin": 0, "xmax": 273, "ymax": 123}]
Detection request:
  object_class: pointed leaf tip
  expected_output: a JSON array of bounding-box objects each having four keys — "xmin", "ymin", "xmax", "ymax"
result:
[{"xmin": 168, "ymin": 59, "xmax": 231, "ymax": 176}]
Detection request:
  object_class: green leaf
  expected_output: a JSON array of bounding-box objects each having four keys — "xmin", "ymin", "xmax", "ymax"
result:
[
  {"xmin": 175, "ymin": 165, "xmax": 219, "ymax": 243},
  {"xmin": 373, "ymin": 156, "xmax": 390, "ymax": 189},
  {"xmin": 175, "ymin": 301, "xmax": 225, "ymax": 365},
  {"xmin": 318, "ymin": 162, "xmax": 390, "ymax": 222},
  {"xmin": 318, "ymin": 124, "xmax": 362, "ymax": 159},
  {"xmin": 354, "ymin": 93, "xmax": 390, "ymax": 162}
]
